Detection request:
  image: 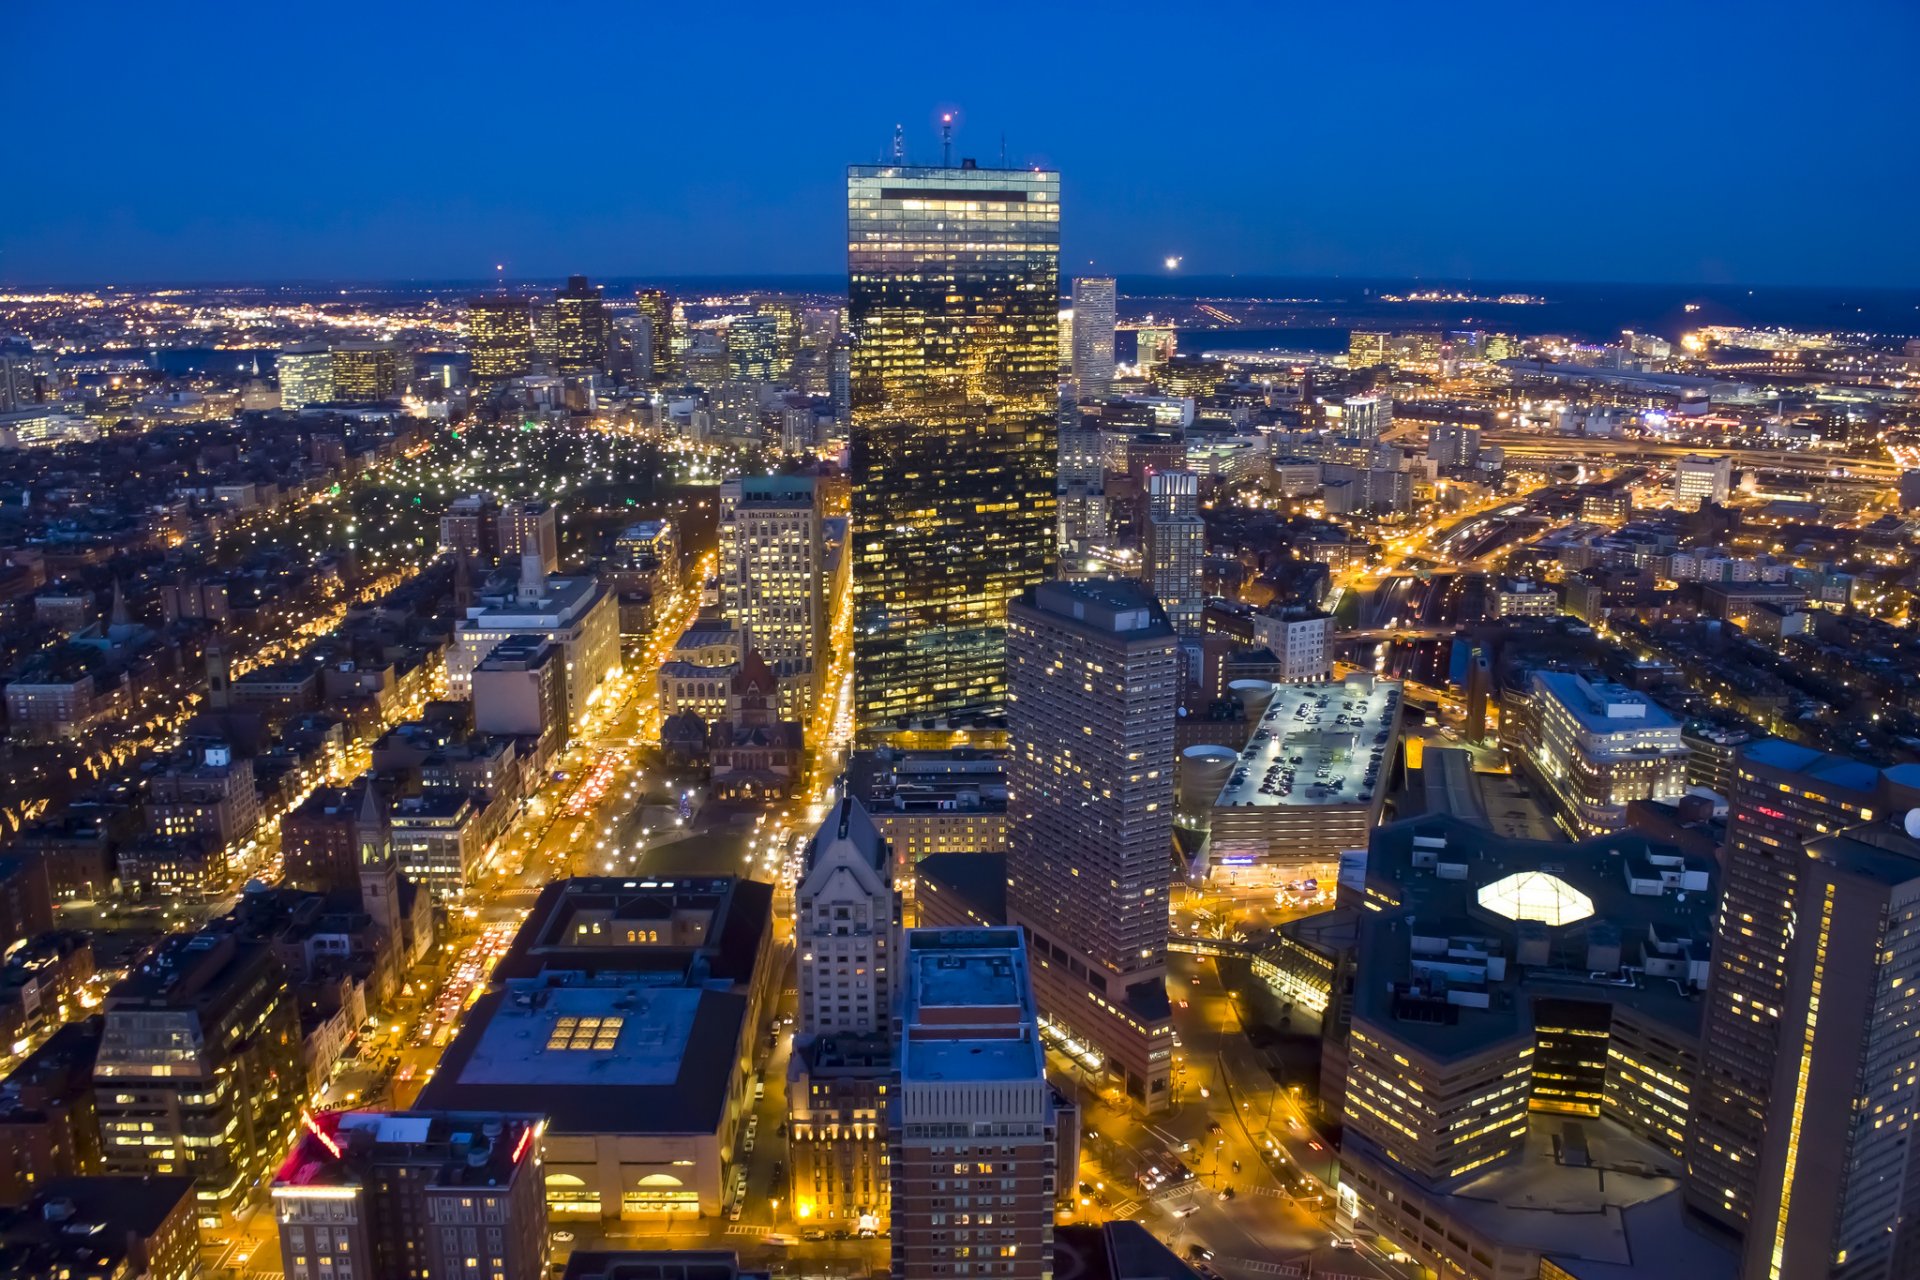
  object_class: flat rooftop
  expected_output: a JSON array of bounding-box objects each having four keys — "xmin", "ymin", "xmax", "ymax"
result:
[
  {"xmin": 1215, "ymin": 676, "xmax": 1402, "ymax": 811},
  {"xmin": 1533, "ymin": 671, "xmax": 1679, "ymax": 735},
  {"xmin": 417, "ymin": 980, "xmax": 745, "ymax": 1135},
  {"xmin": 1380, "ymin": 1115, "xmax": 1733, "ymax": 1277},
  {"xmin": 911, "ymin": 949, "xmax": 1022, "ymax": 1010},
  {"xmin": 905, "ymin": 1036, "xmax": 1044, "ymax": 1084}
]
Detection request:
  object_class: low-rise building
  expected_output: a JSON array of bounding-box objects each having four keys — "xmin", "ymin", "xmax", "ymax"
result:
[{"xmin": 1520, "ymin": 671, "xmax": 1688, "ymax": 836}]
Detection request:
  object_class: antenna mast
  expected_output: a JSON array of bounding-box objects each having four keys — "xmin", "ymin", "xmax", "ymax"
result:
[
  {"xmin": 941, "ymin": 113, "xmax": 953, "ymax": 167},
  {"xmin": 891, "ymin": 123, "xmax": 906, "ymax": 164}
]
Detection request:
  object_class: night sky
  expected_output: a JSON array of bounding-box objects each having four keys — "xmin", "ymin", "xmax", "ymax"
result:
[{"xmin": 5, "ymin": 0, "xmax": 1916, "ymax": 287}]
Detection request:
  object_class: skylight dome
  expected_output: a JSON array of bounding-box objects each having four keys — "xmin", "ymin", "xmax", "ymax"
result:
[{"xmin": 1477, "ymin": 871, "xmax": 1595, "ymax": 926}]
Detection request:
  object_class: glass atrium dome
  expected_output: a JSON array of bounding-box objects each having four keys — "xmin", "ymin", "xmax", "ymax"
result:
[{"xmin": 1476, "ymin": 871, "xmax": 1595, "ymax": 926}]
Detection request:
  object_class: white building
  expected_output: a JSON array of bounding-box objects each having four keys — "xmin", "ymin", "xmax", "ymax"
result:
[
  {"xmin": 1672, "ymin": 454, "xmax": 1732, "ymax": 509},
  {"xmin": 1343, "ymin": 394, "xmax": 1393, "ymax": 442},
  {"xmin": 1070, "ymin": 277, "xmax": 1117, "ymax": 399},
  {"xmin": 796, "ymin": 794, "xmax": 899, "ymax": 1038},
  {"xmin": 717, "ymin": 475, "xmax": 823, "ymax": 709},
  {"xmin": 1252, "ymin": 606, "xmax": 1334, "ymax": 682},
  {"xmin": 448, "ymin": 557, "xmax": 619, "ymax": 729},
  {"xmin": 1525, "ymin": 671, "xmax": 1688, "ymax": 834}
]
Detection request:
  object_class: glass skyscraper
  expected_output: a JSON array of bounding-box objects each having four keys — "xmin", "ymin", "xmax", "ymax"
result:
[{"xmin": 847, "ymin": 161, "xmax": 1060, "ymax": 739}]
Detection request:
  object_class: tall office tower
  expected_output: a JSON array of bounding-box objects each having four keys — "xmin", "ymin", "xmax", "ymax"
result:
[
  {"xmin": 1142, "ymin": 469, "xmax": 1205, "ymax": 637},
  {"xmin": 277, "ymin": 343, "xmax": 334, "ymax": 408},
  {"xmin": 1348, "ymin": 329, "xmax": 1390, "ymax": 369},
  {"xmin": 755, "ymin": 295, "xmax": 804, "ymax": 376},
  {"xmin": 273, "ymin": 1110, "xmax": 548, "ymax": 1280},
  {"xmin": 727, "ymin": 313, "xmax": 781, "ymax": 381},
  {"xmin": 467, "ymin": 296, "xmax": 536, "ymax": 385},
  {"xmin": 1687, "ymin": 740, "xmax": 1885, "ymax": 1235},
  {"xmin": 530, "ymin": 298, "xmax": 560, "ymax": 367},
  {"xmin": 94, "ymin": 928, "xmax": 304, "ymax": 1222},
  {"xmin": 1057, "ymin": 418, "xmax": 1109, "ymax": 555},
  {"xmin": 1343, "ymin": 393, "xmax": 1393, "ymax": 441},
  {"xmin": 717, "ymin": 476, "xmax": 824, "ymax": 706},
  {"xmin": 329, "ymin": 340, "xmax": 401, "ymax": 403},
  {"xmin": 636, "ymin": 288, "xmax": 676, "ymax": 382},
  {"xmin": 890, "ymin": 927, "xmax": 1057, "ymax": 1280},
  {"xmin": 1006, "ymin": 579, "xmax": 1177, "ymax": 1108},
  {"xmin": 787, "ymin": 796, "xmax": 899, "ymax": 1230},
  {"xmin": 1747, "ymin": 817, "xmax": 1920, "ymax": 1280},
  {"xmin": 553, "ymin": 275, "xmax": 609, "ymax": 373},
  {"xmin": 829, "ymin": 337, "xmax": 853, "ymax": 427},
  {"xmin": 1071, "ymin": 276, "xmax": 1118, "ymax": 399},
  {"xmin": 847, "ymin": 158, "xmax": 1060, "ymax": 740}
]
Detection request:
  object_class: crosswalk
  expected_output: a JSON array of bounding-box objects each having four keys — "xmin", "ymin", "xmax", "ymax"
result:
[
  {"xmin": 723, "ymin": 1223, "xmax": 762, "ymax": 1236},
  {"xmin": 1224, "ymin": 1258, "xmax": 1305, "ymax": 1278},
  {"xmin": 1106, "ymin": 1197, "xmax": 1141, "ymax": 1218}
]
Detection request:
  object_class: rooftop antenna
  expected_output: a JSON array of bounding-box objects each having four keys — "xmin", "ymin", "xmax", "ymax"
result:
[
  {"xmin": 1000, "ymin": 132, "xmax": 1007, "ymax": 168},
  {"xmin": 891, "ymin": 123, "xmax": 906, "ymax": 164},
  {"xmin": 941, "ymin": 113, "xmax": 953, "ymax": 167}
]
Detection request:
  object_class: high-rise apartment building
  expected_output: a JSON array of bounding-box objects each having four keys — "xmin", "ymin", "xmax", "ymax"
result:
[
  {"xmin": 554, "ymin": 275, "xmax": 609, "ymax": 373},
  {"xmin": 1142, "ymin": 469, "xmax": 1205, "ymax": 637},
  {"xmin": 1071, "ymin": 276, "xmax": 1117, "ymax": 399},
  {"xmin": 847, "ymin": 159, "xmax": 1060, "ymax": 739},
  {"xmin": 717, "ymin": 475, "xmax": 824, "ymax": 706},
  {"xmin": 787, "ymin": 795, "xmax": 899, "ymax": 1232},
  {"xmin": 1428, "ymin": 420, "xmax": 1481, "ymax": 468},
  {"xmin": 1688, "ymin": 740, "xmax": 1887, "ymax": 1235},
  {"xmin": 1746, "ymin": 815, "xmax": 1920, "ymax": 1280},
  {"xmin": 890, "ymin": 927, "xmax": 1056, "ymax": 1280},
  {"xmin": 468, "ymin": 296, "xmax": 536, "ymax": 385},
  {"xmin": 272, "ymin": 1110, "xmax": 548, "ymax": 1280},
  {"xmin": 1006, "ymin": 579, "xmax": 1177, "ymax": 1108},
  {"xmin": 94, "ymin": 929, "xmax": 304, "ymax": 1224}
]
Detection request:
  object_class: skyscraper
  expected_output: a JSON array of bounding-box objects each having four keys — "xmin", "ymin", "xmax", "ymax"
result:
[
  {"xmin": 848, "ymin": 158, "xmax": 1060, "ymax": 740},
  {"xmin": 1746, "ymin": 813, "xmax": 1920, "ymax": 1280},
  {"xmin": 1142, "ymin": 469, "xmax": 1205, "ymax": 637},
  {"xmin": 635, "ymin": 288, "xmax": 676, "ymax": 383},
  {"xmin": 1071, "ymin": 276, "xmax": 1117, "ymax": 399},
  {"xmin": 1006, "ymin": 578, "xmax": 1177, "ymax": 1109},
  {"xmin": 553, "ymin": 275, "xmax": 609, "ymax": 373},
  {"xmin": 467, "ymin": 296, "xmax": 535, "ymax": 386},
  {"xmin": 717, "ymin": 475, "xmax": 825, "ymax": 711},
  {"xmin": 727, "ymin": 313, "xmax": 781, "ymax": 381},
  {"xmin": 1687, "ymin": 740, "xmax": 1886, "ymax": 1235},
  {"xmin": 890, "ymin": 927, "xmax": 1056, "ymax": 1280}
]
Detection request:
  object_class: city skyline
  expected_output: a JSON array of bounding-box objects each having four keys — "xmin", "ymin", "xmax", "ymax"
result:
[{"xmin": 3, "ymin": 3, "xmax": 1917, "ymax": 288}]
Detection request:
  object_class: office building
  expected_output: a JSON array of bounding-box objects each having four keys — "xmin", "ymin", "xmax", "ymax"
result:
[
  {"xmin": 890, "ymin": 927, "xmax": 1056, "ymax": 1280},
  {"xmin": 1134, "ymin": 326, "xmax": 1175, "ymax": 374},
  {"xmin": 1673, "ymin": 455, "xmax": 1732, "ymax": 509},
  {"xmin": 1142, "ymin": 469, "xmax": 1206, "ymax": 637},
  {"xmin": 726, "ymin": 314, "xmax": 780, "ymax": 382},
  {"xmin": 0, "ymin": 338, "xmax": 50, "ymax": 413},
  {"xmin": 1209, "ymin": 676, "xmax": 1401, "ymax": 876},
  {"xmin": 554, "ymin": 275, "xmax": 609, "ymax": 373},
  {"xmin": 1348, "ymin": 330, "xmax": 1390, "ymax": 369},
  {"xmin": 636, "ymin": 290, "xmax": 676, "ymax": 382},
  {"xmin": 1744, "ymin": 813, "xmax": 1920, "ymax": 1280},
  {"xmin": 272, "ymin": 1110, "xmax": 547, "ymax": 1280},
  {"xmin": 847, "ymin": 159, "xmax": 1060, "ymax": 739},
  {"xmin": 786, "ymin": 796, "xmax": 899, "ymax": 1231},
  {"xmin": 1071, "ymin": 276, "xmax": 1117, "ymax": 399},
  {"xmin": 1520, "ymin": 671, "xmax": 1688, "ymax": 836},
  {"xmin": 1250, "ymin": 605, "xmax": 1335, "ymax": 683},
  {"xmin": 1006, "ymin": 579, "xmax": 1177, "ymax": 1108},
  {"xmin": 277, "ymin": 344, "xmax": 335, "ymax": 409},
  {"xmin": 717, "ymin": 476, "xmax": 824, "ymax": 705},
  {"xmin": 417, "ymin": 877, "xmax": 775, "ymax": 1223},
  {"xmin": 1342, "ymin": 393, "xmax": 1393, "ymax": 441},
  {"xmin": 844, "ymin": 748, "xmax": 1008, "ymax": 908},
  {"xmin": 1336, "ymin": 815, "xmax": 1731, "ymax": 1280},
  {"xmin": 448, "ymin": 559, "xmax": 619, "ymax": 729},
  {"xmin": 330, "ymin": 341, "xmax": 401, "ymax": 403},
  {"xmin": 468, "ymin": 295, "xmax": 537, "ymax": 385},
  {"xmin": 471, "ymin": 635, "xmax": 569, "ymax": 750},
  {"xmin": 93, "ymin": 930, "xmax": 305, "ymax": 1224},
  {"xmin": 1687, "ymin": 741, "xmax": 1886, "ymax": 1235}
]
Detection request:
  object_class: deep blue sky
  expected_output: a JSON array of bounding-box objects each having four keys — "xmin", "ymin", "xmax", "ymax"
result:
[{"xmin": 5, "ymin": 0, "xmax": 1916, "ymax": 287}]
